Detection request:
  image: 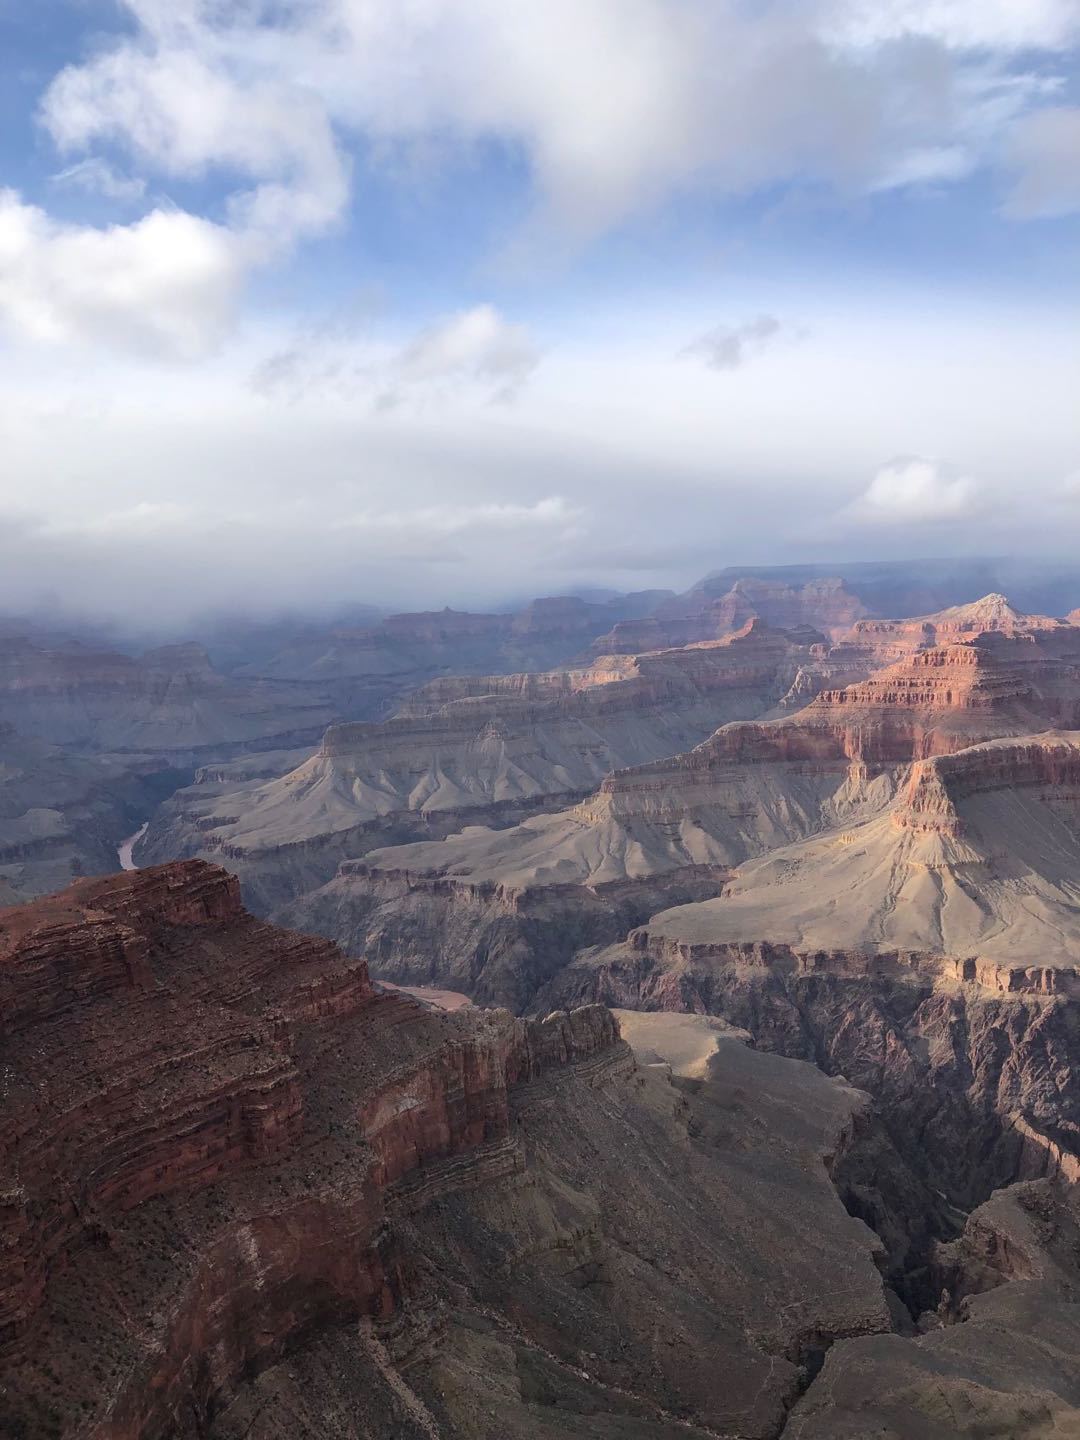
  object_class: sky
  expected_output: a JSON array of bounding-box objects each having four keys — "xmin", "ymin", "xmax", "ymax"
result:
[{"xmin": 1, "ymin": 0, "xmax": 1079, "ymax": 627}]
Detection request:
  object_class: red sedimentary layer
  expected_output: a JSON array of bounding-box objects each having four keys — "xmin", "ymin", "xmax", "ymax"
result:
[
  {"xmin": 592, "ymin": 618, "xmax": 1080, "ymax": 806},
  {"xmin": 895, "ymin": 734, "xmax": 1080, "ymax": 835},
  {"xmin": 619, "ymin": 929, "xmax": 1080, "ymax": 998},
  {"xmin": 340, "ymin": 618, "xmax": 813, "ymax": 736},
  {"xmin": 0, "ymin": 861, "xmax": 625, "ymax": 1437},
  {"xmin": 593, "ymin": 576, "xmax": 862, "ymax": 653}
]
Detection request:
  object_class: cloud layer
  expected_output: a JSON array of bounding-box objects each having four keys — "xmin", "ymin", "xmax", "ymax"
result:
[
  {"xmin": 0, "ymin": 2, "xmax": 1077, "ymax": 627},
  {"xmin": 0, "ymin": 1, "xmax": 1074, "ymax": 358}
]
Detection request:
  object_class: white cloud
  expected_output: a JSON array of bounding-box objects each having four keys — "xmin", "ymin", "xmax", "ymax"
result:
[
  {"xmin": 1, "ymin": 297, "xmax": 1079, "ymax": 625},
  {"xmin": 42, "ymin": 32, "xmax": 348, "ymax": 253},
  {"xmin": 684, "ymin": 315, "xmax": 785, "ymax": 371},
  {"xmin": 824, "ymin": 0, "xmax": 1080, "ymax": 51},
  {"xmin": 1004, "ymin": 106, "xmax": 1080, "ymax": 218},
  {"xmin": 851, "ymin": 457, "xmax": 981, "ymax": 523},
  {"xmin": 251, "ymin": 304, "xmax": 541, "ymax": 407},
  {"xmin": 345, "ymin": 496, "xmax": 581, "ymax": 536},
  {"xmin": 9, "ymin": 0, "xmax": 1074, "ymax": 361},
  {"xmin": 0, "ymin": 191, "xmax": 240, "ymax": 357},
  {"xmin": 396, "ymin": 305, "xmax": 540, "ymax": 401}
]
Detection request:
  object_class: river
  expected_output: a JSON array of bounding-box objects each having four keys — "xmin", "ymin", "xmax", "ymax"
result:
[{"xmin": 117, "ymin": 822, "xmax": 149, "ymax": 872}]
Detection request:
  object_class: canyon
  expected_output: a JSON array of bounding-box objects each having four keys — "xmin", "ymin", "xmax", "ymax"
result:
[
  {"xmin": 274, "ymin": 596, "xmax": 1080, "ymax": 1004},
  {"xmin": 7, "ymin": 570, "xmax": 1080, "ymax": 1434},
  {"xmin": 139, "ymin": 617, "xmax": 860, "ymax": 914},
  {"xmin": 1, "ymin": 862, "xmax": 897, "ymax": 1439},
  {"xmin": 5, "ymin": 862, "xmax": 1080, "ymax": 1436},
  {"xmin": 0, "ymin": 589, "xmax": 678, "ymax": 905}
]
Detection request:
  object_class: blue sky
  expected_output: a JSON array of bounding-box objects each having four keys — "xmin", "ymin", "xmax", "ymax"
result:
[{"xmin": 1, "ymin": 1, "xmax": 1079, "ymax": 625}]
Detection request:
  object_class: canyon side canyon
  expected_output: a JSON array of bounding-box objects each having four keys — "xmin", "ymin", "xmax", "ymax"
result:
[{"xmin": 6, "ymin": 562, "xmax": 1080, "ymax": 1436}]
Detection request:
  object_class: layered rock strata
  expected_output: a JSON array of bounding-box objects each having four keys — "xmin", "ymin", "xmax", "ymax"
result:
[
  {"xmin": 285, "ymin": 601, "xmax": 1080, "ymax": 999},
  {"xmin": 140, "ymin": 621, "xmax": 822, "ymax": 913},
  {"xmin": 235, "ymin": 591, "xmax": 673, "ymax": 711},
  {"xmin": 0, "ymin": 638, "xmax": 338, "ymax": 758},
  {"xmin": 593, "ymin": 575, "xmax": 866, "ymax": 652},
  {"xmin": 0, "ymin": 861, "xmax": 894, "ymax": 1440}
]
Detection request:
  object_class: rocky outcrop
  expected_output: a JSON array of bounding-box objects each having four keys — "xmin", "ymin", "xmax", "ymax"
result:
[
  {"xmin": 139, "ymin": 621, "xmax": 820, "ymax": 913},
  {"xmin": 529, "ymin": 732, "xmax": 1080, "ymax": 1222},
  {"xmin": 548, "ymin": 928, "xmax": 1080, "ymax": 1228},
  {"xmin": 282, "ymin": 859, "xmax": 730, "ymax": 1011},
  {"xmin": 785, "ymin": 1177, "xmax": 1080, "ymax": 1436},
  {"xmin": 0, "ymin": 862, "xmax": 899, "ymax": 1440},
  {"xmin": 593, "ymin": 575, "xmax": 865, "ymax": 652},
  {"xmin": 276, "ymin": 604, "xmax": 1080, "ymax": 1019}
]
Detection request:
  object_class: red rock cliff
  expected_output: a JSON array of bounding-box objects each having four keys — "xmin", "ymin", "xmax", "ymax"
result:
[{"xmin": 0, "ymin": 862, "xmax": 626, "ymax": 1438}]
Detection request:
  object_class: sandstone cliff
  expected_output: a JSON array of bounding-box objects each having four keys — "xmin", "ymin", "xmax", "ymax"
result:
[{"xmin": 0, "ymin": 861, "xmax": 897, "ymax": 1439}]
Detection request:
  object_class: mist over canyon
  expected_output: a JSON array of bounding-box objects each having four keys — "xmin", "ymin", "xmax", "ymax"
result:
[
  {"xmin": 6, "ymin": 0, "xmax": 1080, "ymax": 1429},
  {"xmin": 4, "ymin": 555, "xmax": 1080, "ymax": 1437}
]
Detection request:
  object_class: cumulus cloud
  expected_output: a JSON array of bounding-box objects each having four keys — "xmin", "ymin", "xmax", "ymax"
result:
[
  {"xmin": 1004, "ymin": 107, "xmax": 1080, "ymax": 218},
  {"xmin": 684, "ymin": 315, "xmax": 785, "ymax": 371},
  {"xmin": 0, "ymin": 192, "xmax": 240, "ymax": 357},
  {"xmin": 851, "ymin": 457, "xmax": 981, "ymax": 523},
  {"xmin": 42, "ymin": 27, "xmax": 348, "ymax": 252}
]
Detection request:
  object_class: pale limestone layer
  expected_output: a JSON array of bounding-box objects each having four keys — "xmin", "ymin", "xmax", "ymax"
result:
[{"xmin": 642, "ymin": 732, "xmax": 1080, "ymax": 967}]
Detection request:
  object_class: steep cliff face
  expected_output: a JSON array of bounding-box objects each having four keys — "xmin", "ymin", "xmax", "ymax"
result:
[
  {"xmin": 526, "ymin": 733, "xmax": 1080, "ymax": 1231},
  {"xmin": 0, "ymin": 637, "xmax": 338, "ymax": 758},
  {"xmin": 785, "ymin": 1176, "xmax": 1080, "ymax": 1437},
  {"xmin": 590, "ymin": 733, "xmax": 1080, "ymax": 974},
  {"xmin": 281, "ymin": 604, "xmax": 1080, "ymax": 1000},
  {"xmin": 139, "ymin": 621, "xmax": 821, "ymax": 914},
  {"xmin": 0, "ymin": 862, "xmax": 897, "ymax": 1440},
  {"xmin": 593, "ymin": 575, "xmax": 865, "ymax": 653},
  {"xmin": 549, "ymin": 929, "xmax": 1080, "ymax": 1255},
  {"xmin": 281, "ymin": 860, "xmax": 730, "ymax": 1011}
]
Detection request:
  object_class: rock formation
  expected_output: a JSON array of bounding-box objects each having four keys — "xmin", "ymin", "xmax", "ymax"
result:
[
  {"xmin": 0, "ymin": 861, "xmax": 899, "ymax": 1439},
  {"xmin": 0, "ymin": 637, "xmax": 339, "ymax": 759},
  {"xmin": 139, "ymin": 620, "xmax": 824, "ymax": 914},
  {"xmin": 9, "ymin": 579, "xmax": 1080, "ymax": 1435},
  {"xmin": 233, "ymin": 591, "xmax": 674, "ymax": 714},
  {"xmin": 0, "ymin": 725, "xmax": 177, "ymax": 903},
  {"xmin": 593, "ymin": 575, "xmax": 866, "ymax": 652},
  {"xmin": 786, "ymin": 1178, "xmax": 1080, "ymax": 1437},
  {"xmin": 282, "ymin": 598, "xmax": 1080, "ymax": 1005},
  {"xmin": 272, "ymin": 600, "xmax": 1080, "ymax": 1261}
]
